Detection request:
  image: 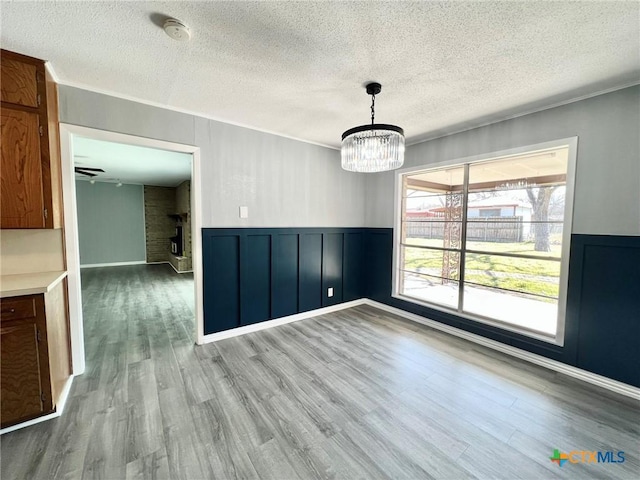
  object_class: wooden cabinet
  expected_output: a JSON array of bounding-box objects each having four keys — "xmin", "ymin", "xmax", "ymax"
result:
[
  {"xmin": 0, "ymin": 281, "xmax": 71, "ymax": 428},
  {"xmin": 1, "ymin": 49, "xmax": 62, "ymax": 229},
  {"xmin": 1, "ymin": 58, "xmax": 39, "ymax": 107},
  {"xmin": 0, "ymin": 295, "xmax": 52, "ymax": 425}
]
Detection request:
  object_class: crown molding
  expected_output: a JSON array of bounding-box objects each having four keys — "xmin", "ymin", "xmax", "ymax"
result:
[
  {"xmin": 46, "ymin": 61, "xmax": 638, "ymax": 154},
  {"xmin": 52, "ymin": 75, "xmax": 339, "ymax": 151},
  {"xmin": 406, "ymin": 80, "xmax": 640, "ymax": 147}
]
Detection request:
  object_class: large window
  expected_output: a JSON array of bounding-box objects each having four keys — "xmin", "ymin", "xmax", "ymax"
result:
[{"xmin": 394, "ymin": 140, "xmax": 576, "ymax": 343}]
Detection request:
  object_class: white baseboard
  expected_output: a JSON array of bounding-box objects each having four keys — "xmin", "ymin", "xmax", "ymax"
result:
[
  {"xmin": 147, "ymin": 261, "xmax": 193, "ymax": 274},
  {"xmin": 201, "ymin": 299, "xmax": 367, "ymax": 344},
  {"xmin": 167, "ymin": 261, "xmax": 193, "ymax": 274},
  {"xmin": 0, "ymin": 375, "xmax": 74, "ymax": 435},
  {"xmin": 363, "ymin": 300, "xmax": 640, "ymax": 401},
  {"xmin": 80, "ymin": 260, "xmax": 146, "ymax": 269}
]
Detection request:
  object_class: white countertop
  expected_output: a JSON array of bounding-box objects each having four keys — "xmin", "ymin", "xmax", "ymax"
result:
[{"xmin": 0, "ymin": 271, "xmax": 67, "ymax": 298}]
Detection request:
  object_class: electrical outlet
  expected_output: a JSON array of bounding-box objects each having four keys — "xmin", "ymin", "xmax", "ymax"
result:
[{"xmin": 328, "ymin": 287, "xmax": 334, "ymax": 298}]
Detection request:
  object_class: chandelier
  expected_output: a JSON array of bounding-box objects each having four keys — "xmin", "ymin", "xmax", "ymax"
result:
[{"xmin": 341, "ymin": 82, "xmax": 405, "ymax": 172}]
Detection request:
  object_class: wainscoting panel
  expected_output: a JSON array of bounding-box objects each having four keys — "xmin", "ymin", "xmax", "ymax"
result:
[
  {"xmin": 202, "ymin": 228, "xmax": 365, "ymax": 335},
  {"xmin": 298, "ymin": 233, "xmax": 323, "ymax": 313},
  {"xmin": 202, "ymin": 235, "xmax": 241, "ymax": 334},
  {"xmin": 272, "ymin": 234, "xmax": 299, "ymax": 319},
  {"xmin": 241, "ymin": 235, "xmax": 271, "ymax": 326},
  {"xmin": 364, "ymin": 229, "xmax": 394, "ymax": 300},
  {"xmin": 343, "ymin": 232, "xmax": 365, "ymax": 302},
  {"xmin": 573, "ymin": 235, "xmax": 640, "ymax": 387},
  {"xmin": 322, "ymin": 233, "xmax": 343, "ymax": 306}
]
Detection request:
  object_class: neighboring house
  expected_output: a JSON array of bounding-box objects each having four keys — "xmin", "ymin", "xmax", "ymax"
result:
[
  {"xmin": 422, "ymin": 198, "xmax": 532, "ymax": 220},
  {"xmin": 466, "ymin": 200, "xmax": 532, "ymax": 222}
]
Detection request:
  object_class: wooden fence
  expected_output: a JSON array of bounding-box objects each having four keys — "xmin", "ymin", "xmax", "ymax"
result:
[{"xmin": 405, "ymin": 216, "xmax": 525, "ymax": 243}]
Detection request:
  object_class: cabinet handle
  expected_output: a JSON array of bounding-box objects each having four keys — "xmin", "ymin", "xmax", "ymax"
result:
[{"xmin": 2, "ymin": 308, "xmax": 16, "ymax": 314}]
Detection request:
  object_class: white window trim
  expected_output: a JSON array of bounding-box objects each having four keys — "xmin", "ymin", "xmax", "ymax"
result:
[{"xmin": 392, "ymin": 137, "xmax": 578, "ymax": 346}]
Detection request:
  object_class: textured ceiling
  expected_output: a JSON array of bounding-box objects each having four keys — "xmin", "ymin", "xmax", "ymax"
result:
[
  {"xmin": 74, "ymin": 136, "xmax": 191, "ymax": 187},
  {"xmin": 2, "ymin": 1, "xmax": 639, "ymax": 148}
]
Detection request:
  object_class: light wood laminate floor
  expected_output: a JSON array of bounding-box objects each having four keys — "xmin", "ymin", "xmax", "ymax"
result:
[{"xmin": 2, "ymin": 264, "xmax": 639, "ymax": 479}]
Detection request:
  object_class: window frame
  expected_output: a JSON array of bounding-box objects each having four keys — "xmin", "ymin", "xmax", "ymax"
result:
[{"xmin": 392, "ymin": 137, "xmax": 578, "ymax": 346}]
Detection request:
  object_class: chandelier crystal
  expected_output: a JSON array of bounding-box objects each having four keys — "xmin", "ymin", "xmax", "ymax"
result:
[{"xmin": 341, "ymin": 83, "xmax": 405, "ymax": 173}]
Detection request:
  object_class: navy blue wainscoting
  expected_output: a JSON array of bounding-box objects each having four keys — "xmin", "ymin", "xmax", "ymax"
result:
[
  {"xmin": 571, "ymin": 235, "xmax": 640, "ymax": 387},
  {"xmin": 322, "ymin": 233, "xmax": 344, "ymax": 306},
  {"xmin": 365, "ymin": 229, "xmax": 640, "ymax": 388},
  {"xmin": 202, "ymin": 235, "xmax": 241, "ymax": 333},
  {"xmin": 272, "ymin": 234, "xmax": 299, "ymax": 318},
  {"xmin": 202, "ymin": 228, "xmax": 366, "ymax": 335},
  {"xmin": 298, "ymin": 233, "xmax": 323, "ymax": 312},
  {"xmin": 343, "ymin": 232, "xmax": 365, "ymax": 302},
  {"xmin": 241, "ymin": 234, "xmax": 271, "ymax": 326}
]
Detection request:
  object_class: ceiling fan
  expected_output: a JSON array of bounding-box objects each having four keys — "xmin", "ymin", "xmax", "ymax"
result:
[{"xmin": 74, "ymin": 166, "xmax": 105, "ymax": 177}]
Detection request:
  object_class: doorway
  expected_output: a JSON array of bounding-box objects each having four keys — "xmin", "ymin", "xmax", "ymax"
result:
[{"xmin": 60, "ymin": 124, "xmax": 203, "ymax": 374}]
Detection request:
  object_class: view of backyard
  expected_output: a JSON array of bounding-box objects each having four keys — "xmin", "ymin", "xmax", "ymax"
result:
[
  {"xmin": 398, "ymin": 147, "xmax": 570, "ymax": 336},
  {"xmin": 403, "ymin": 238, "xmax": 561, "ymax": 299}
]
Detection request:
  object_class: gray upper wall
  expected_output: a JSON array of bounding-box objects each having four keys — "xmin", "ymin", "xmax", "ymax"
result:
[
  {"xmin": 58, "ymin": 86, "xmax": 366, "ymax": 228},
  {"xmin": 365, "ymin": 85, "xmax": 640, "ymax": 236}
]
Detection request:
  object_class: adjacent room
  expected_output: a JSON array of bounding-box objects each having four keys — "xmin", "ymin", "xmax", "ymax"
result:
[
  {"xmin": 72, "ymin": 136, "xmax": 196, "ymax": 358},
  {"xmin": 0, "ymin": 2, "xmax": 638, "ymax": 479}
]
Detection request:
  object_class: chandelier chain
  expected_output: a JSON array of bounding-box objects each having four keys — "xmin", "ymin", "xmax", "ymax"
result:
[{"xmin": 370, "ymin": 93, "xmax": 376, "ymax": 125}]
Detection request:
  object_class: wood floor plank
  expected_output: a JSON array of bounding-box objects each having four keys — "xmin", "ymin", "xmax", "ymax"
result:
[
  {"xmin": 457, "ymin": 440, "xmax": 556, "ymax": 479},
  {"xmin": 318, "ymin": 431, "xmax": 393, "ymax": 480},
  {"xmin": 2, "ymin": 264, "xmax": 637, "ymax": 480},
  {"xmin": 30, "ymin": 394, "xmax": 92, "ymax": 480},
  {"xmin": 162, "ymin": 422, "xmax": 211, "ymax": 480},
  {"xmin": 410, "ymin": 380, "xmax": 518, "ymax": 443},
  {"xmin": 0, "ymin": 413, "xmax": 57, "ymax": 479},
  {"xmin": 508, "ymin": 429, "xmax": 612, "ymax": 480},
  {"xmin": 81, "ymin": 405, "xmax": 127, "ymax": 479},
  {"xmin": 336, "ymin": 420, "xmax": 437, "ymax": 479},
  {"xmin": 361, "ymin": 407, "xmax": 476, "ymax": 479},
  {"xmin": 366, "ymin": 403, "xmax": 470, "ymax": 462},
  {"xmin": 247, "ymin": 438, "xmax": 302, "ymax": 480},
  {"xmin": 125, "ymin": 448, "xmax": 171, "ymax": 480},
  {"xmin": 189, "ymin": 398, "xmax": 261, "ymax": 480},
  {"xmin": 510, "ymin": 396, "xmax": 640, "ymax": 449},
  {"xmin": 201, "ymin": 363, "xmax": 276, "ymax": 449}
]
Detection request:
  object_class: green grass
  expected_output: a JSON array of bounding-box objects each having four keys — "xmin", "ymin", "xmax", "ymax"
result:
[
  {"xmin": 464, "ymin": 273, "xmax": 559, "ymax": 298},
  {"xmin": 403, "ymin": 238, "xmax": 561, "ymax": 298}
]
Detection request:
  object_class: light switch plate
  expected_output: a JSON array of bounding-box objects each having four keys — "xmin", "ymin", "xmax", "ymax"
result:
[
  {"xmin": 239, "ymin": 206, "xmax": 249, "ymax": 218},
  {"xmin": 328, "ymin": 287, "xmax": 334, "ymax": 297}
]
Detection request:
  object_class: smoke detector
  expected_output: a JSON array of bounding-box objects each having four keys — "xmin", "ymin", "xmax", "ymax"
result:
[{"xmin": 163, "ymin": 19, "xmax": 191, "ymax": 41}]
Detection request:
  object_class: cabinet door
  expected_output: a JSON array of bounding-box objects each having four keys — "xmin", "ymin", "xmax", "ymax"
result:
[
  {"xmin": 0, "ymin": 320, "xmax": 45, "ymax": 427},
  {"xmin": 1, "ymin": 57, "xmax": 38, "ymax": 107},
  {"xmin": 1, "ymin": 107, "xmax": 45, "ymax": 228}
]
